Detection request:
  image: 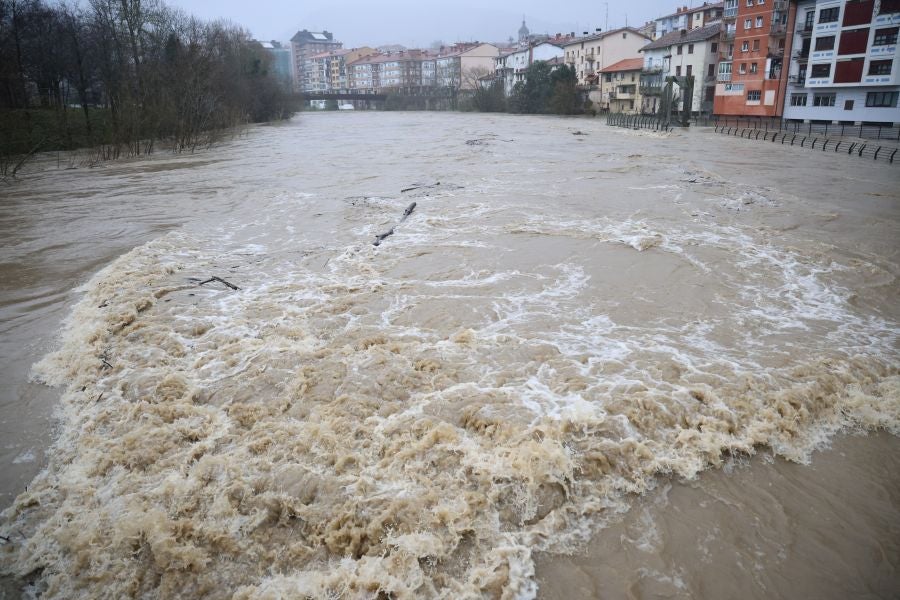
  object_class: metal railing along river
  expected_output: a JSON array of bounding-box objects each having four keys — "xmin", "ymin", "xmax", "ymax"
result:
[
  {"xmin": 606, "ymin": 113, "xmax": 672, "ymax": 132},
  {"xmin": 714, "ymin": 125, "xmax": 899, "ymax": 164}
]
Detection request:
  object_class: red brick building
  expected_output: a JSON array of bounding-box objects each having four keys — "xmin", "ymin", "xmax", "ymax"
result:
[{"xmin": 714, "ymin": 0, "xmax": 798, "ymax": 115}]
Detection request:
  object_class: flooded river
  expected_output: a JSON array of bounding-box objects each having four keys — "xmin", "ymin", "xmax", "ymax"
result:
[{"xmin": 1, "ymin": 112, "xmax": 898, "ymax": 599}]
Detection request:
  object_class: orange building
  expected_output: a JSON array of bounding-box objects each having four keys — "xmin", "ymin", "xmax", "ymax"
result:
[{"xmin": 714, "ymin": 0, "xmax": 798, "ymax": 116}]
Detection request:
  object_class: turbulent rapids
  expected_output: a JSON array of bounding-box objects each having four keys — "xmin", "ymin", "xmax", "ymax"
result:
[{"xmin": 1, "ymin": 113, "xmax": 898, "ymax": 599}]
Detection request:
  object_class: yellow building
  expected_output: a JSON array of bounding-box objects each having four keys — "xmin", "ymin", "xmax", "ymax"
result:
[{"xmin": 599, "ymin": 58, "xmax": 645, "ymax": 113}]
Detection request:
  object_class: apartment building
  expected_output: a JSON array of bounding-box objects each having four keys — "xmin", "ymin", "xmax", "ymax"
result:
[
  {"xmin": 290, "ymin": 30, "xmax": 343, "ymax": 92},
  {"xmin": 257, "ymin": 41, "xmax": 293, "ymax": 89},
  {"xmin": 784, "ymin": 0, "xmax": 900, "ymax": 124},
  {"xmin": 640, "ymin": 23, "xmax": 723, "ymax": 114},
  {"xmin": 346, "ymin": 50, "xmax": 438, "ymax": 93},
  {"xmin": 308, "ymin": 48, "xmax": 378, "ymax": 92},
  {"xmin": 655, "ymin": 3, "xmax": 725, "ymax": 38},
  {"xmin": 599, "ymin": 58, "xmax": 645, "ymax": 112},
  {"xmin": 713, "ymin": 0, "xmax": 797, "ymax": 115},
  {"xmin": 562, "ymin": 28, "xmax": 652, "ymax": 86},
  {"xmin": 494, "ymin": 40, "xmax": 570, "ymax": 96},
  {"xmin": 434, "ymin": 43, "xmax": 500, "ymax": 89}
]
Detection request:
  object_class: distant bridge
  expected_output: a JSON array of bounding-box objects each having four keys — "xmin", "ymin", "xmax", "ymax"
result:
[
  {"xmin": 301, "ymin": 92, "xmax": 387, "ymax": 102},
  {"xmin": 300, "ymin": 89, "xmax": 458, "ymax": 102}
]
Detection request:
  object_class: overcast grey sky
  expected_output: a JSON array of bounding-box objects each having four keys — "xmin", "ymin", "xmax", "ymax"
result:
[{"xmin": 168, "ymin": 0, "xmax": 691, "ymax": 47}]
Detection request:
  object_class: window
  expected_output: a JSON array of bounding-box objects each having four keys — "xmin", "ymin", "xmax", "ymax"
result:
[
  {"xmin": 844, "ymin": 99, "xmax": 854, "ymax": 110},
  {"xmin": 739, "ymin": 63, "xmax": 747, "ymax": 73},
  {"xmin": 753, "ymin": 39, "xmax": 760, "ymax": 51},
  {"xmin": 708, "ymin": 63, "xmax": 716, "ymax": 77},
  {"xmin": 742, "ymin": 40, "xmax": 750, "ymax": 51},
  {"xmin": 688, "ymin": 44, "xmax": 694, "ymax": 54},
  {"xmin": 813, "ymin": 93, "xmax": 836, "ymax": 106},
  {"xmin": 819, "ymin": 7, "xmax": 840, "ymax": 23},
  {"xmin": 687, "ymin": 64, "xmax": 693, "ymax": 77},
  {"xmin": 758, "ymin": 0, "xmax": 765, "ymax": 3},
  {"xmin": 869, "ymin": 59, "xmax": 893, "ymax": 75},
  {"xmin": 747, "ymin": 90, "xmax": 761, "ymax": 101},
  {"xmin": 815, "ymin": 36, "xmax": 836, "ymax": 51},
  {"xmin": 866, "ymin": 91, "xmax": 898, "ymax": 106},
  {"xmin": 676, "ymin": 65, "xmax": 682, "ymax": 76},
  {"xmin": 756, "ymin": 16, "xmax": 764, "ymax": 27},
  {"xmin": 805, "ymin": 11, "xmax": 816, "ymax": 29},
  {"xmin": 745, "ymin": 18, "xmax": 752, "ymax": 29},
  {"xmin": 790, "ymin": 93, "xmax": 808, "ymax": 106},
  {"xmin": 811, "ymin": 63, "xmax": 831, "ymax": 77},
  {"xmin": 873, "ymin": 27, "xmax": 899, "ymax": 46},
  {"xmin": 750, "ymin": 62, "xmax": 758, "ymax": 73},
  {"xmin": 746, "ymin": 0, "xmax": 753, "ymax": 5},
  {"xmin": 678, "ymin": 45, "xmax": 683, "ymax": 55},
  {"xmin": 711, "ymin": 42, "xmax": 719, "ymax": 53}
]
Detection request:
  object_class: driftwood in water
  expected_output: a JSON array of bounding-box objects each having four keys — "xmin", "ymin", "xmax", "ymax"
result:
[
  {"xmin": 374, "ymin": 202, "xmax": 417, "ymax": 246},
  {"xmin": 401, "ymin": 182, "xmax": 440, "ymax": 193},
  {"xmin": 199, "ymin": 276, "xmax": 241, "ymax": 290}
]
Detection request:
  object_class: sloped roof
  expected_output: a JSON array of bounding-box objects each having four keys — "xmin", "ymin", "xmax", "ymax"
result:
[
  {"xmin": 640, "ymin": 22, "xmax": 721, "ymax": 51},
  {"xmin": 600, "ymin": 57, "xmax": 644, "ymax": 73}
]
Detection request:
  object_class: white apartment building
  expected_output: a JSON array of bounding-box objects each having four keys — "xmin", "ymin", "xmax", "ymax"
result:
[
  {"xmin": 639, "ymin": 23, "xmax": 723, "ymax": 114},
  {"xmin": 563, "ymin": 28, "xmax": 652, "ymax": 86},
  {"xmin": 494, "ymin": 42, "xmax": 567, "ymax": 96},
  {"xmin": 784, "ymin": 0, "xmax": 900, "ymax": 124}
]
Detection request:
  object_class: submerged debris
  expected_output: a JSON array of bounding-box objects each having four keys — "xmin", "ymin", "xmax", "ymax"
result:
[
  {"xmin": 199, "ymin": 276, "xmax": 240, "ymax": 290},
  {"xmin": 374, "ymin": 202, "xmax": 417, "ymax": 246}
]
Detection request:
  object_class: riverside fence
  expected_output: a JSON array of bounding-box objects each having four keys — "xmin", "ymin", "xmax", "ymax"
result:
[
  {"xmin": 694, "ymin": 116, "xmax": 900, "ymax": 142},
  {"xmin": 714, "ymin": 125, "xmax": 899, "ymax": 164},
  {"xmin": 606, "ymin": 113, "xmax": 672, "ymax": 132}
]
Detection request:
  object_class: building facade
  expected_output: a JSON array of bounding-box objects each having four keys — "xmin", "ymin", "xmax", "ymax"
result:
[
  {"xmin": 599, "ymin": 58, "xmax": 645, "ymax": 112},
  {"xmin": 713, "ymin": 0, "xmax": 797, "ymax": 116},
  {"xmin": 290, "ymin": 30, "xmax": 342, "ymax": 92},
  {"xmin": 494, "ymin": 41, "xmax": 568, "ymax": 96},
  {"xmin": 563, "ymin": 27, "xmax": 652, "ymax": 86},
  {"xmin": 784, "ymin": 0, "xmax": 900, "ymax": 124},
  {"xmin": 640, "ymin": 23, "xmax": 723, "ymax": 115},
  {"xmin": 655, "ymin": 3, "xmax": 726, "ymax": 38},
  {"xmin": 258, "ymin": 41, "xmax": 293, "ymax": 89},
  {"xmin": 435, "ymin": 43, "xmax": 500, "ymax": 90}
]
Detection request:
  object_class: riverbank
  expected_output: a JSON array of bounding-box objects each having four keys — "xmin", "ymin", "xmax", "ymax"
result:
[{"xmin": 1, "ymin": 112, "xmax": 897, "ymax": 598}]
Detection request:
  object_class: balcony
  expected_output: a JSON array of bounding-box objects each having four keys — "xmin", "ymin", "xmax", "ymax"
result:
[
  {"xmin": 724, "ymin": 7, "xmax": 738, "ymax": 18},
  {"xmin": 612, "ymin": 89, "xmax": 636, "ymax": 100},
  {"xmin": 793, "ymin": 50, "xmax": 809, "ymax": 63},
  {"xmin": 642, "ymin": 66, "xmax": 663, "ymax": 74},
  {"xmin": 718, "ymin": 71, "xmax": 732, "ymax": 82},
  {"xmin": 788, "ymin": 74, "xmax": 806, "ymax": 86},
  {"xmin": 773, "ymin": 0, "xmax": 787, "ymax": 10},
  {"xmin": 704, "ymin": 74, "xmax": 717, "ymax": 83},
  {"xmin": 722, "ymin": 29, "xmax": 736, "ymax": 40},
  {"xmin": 797, "ymin": 23, "xmax": 813, "ymax": 36},
  {"xmin": 770, "ymin": 22, "xmax": 787, "ymax": 36}
]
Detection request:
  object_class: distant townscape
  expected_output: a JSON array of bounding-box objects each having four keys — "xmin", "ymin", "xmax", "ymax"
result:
[{"xmin": 269, "ymin": 0, "xmax": 899, "ymax": 124}]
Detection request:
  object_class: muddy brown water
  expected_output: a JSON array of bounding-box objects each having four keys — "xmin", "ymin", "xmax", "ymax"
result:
[{"xmin": 0, "ymin": 113, "xmax": 897, "ymax": 599}]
